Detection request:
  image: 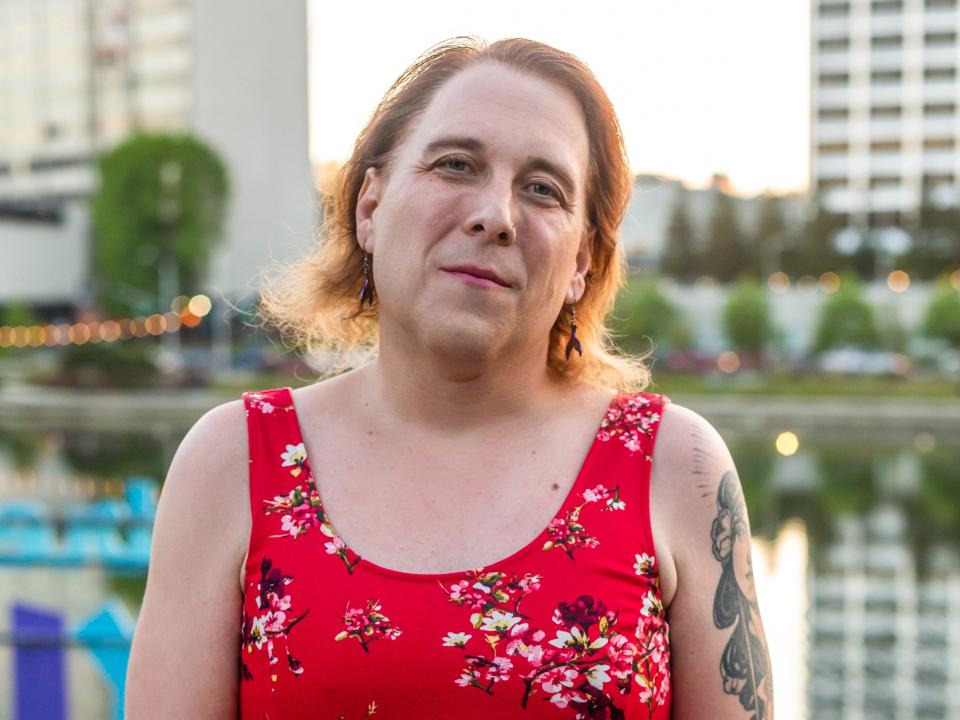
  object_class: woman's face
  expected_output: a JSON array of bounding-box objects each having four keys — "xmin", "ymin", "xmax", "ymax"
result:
[{"xmin": 356, "ymin": 62, "xmax": 592, "ymax": 366}]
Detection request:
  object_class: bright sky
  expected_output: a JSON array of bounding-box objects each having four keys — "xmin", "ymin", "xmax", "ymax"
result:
[{"xmin": 307, "ymin": 0, "xmax": 810, "ymax": 197}]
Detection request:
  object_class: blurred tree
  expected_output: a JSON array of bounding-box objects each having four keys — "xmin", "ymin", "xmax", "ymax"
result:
[
  {"xmin": 91, "ymin": 131, "xmax": 229, "ymax": 316},
  {"xmin": 747, "ymin": 193, "xmax": 786, "ymax": 281},
  {"xmin": 702, "ymin": 190, "xmax": 747, "ymax": 282},
  {"xmin": 610, "ymin": 275, "xmax": 688, "ymax": 354},
  {"xmin": 660, "ymin": 192, "xmax": 700, "ymax": 282},
  {"xmin": 899, "ymin": 192, "xmax": 960, "ymax": 280},
  {"xmin": 812, "ymin": 273, "xmax": 881, "ymax": 351},
  {"xmin": 921, "ymin": 278, "xmax": 960, "ymax": 349},
  {"xmin": 722, "ymin": 278, "xmax": 775, "ymax": 363},
  {"xmin": 784, "ymin": 195, "xmax": 846, "ymax": 277}
]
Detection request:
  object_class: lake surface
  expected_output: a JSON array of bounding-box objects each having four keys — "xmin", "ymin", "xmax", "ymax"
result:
[{"xmin": 0, "ymin": 416, "xmax": 956, "ymax": 720}]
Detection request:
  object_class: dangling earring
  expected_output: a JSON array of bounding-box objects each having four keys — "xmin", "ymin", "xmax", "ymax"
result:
[
  {"xmin": 564, "ymin": 303, "xmax": 582, "ymax": 361},
  {"xmin": 358, "ymin": 251, "xmax": 374, "ymax": 308}
]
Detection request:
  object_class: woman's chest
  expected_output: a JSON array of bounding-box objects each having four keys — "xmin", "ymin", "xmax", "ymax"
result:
[{"xmin": 239, "ymin": 523, "xmax": 672, "ymax": 720}]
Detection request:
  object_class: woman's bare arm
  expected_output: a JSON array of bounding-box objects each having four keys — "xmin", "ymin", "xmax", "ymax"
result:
[
  {"xmin": 125, "ymin": 399, "xmax": 250, "ymax": 719},
  {"xmin": 654, "ymin": 402, "xmax": 775, "ymax": 719}
]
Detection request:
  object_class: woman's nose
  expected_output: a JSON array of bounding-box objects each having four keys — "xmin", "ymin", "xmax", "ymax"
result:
[{"xmin": 463, "ymin": 180, "xmax": 517, "ymax": 244}]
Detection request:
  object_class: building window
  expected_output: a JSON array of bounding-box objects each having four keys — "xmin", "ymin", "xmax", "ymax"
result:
[
  {"xmin": 871, "ymin": 34, "xmax": 904, "ymax": 48},
  {"xmin": 819, "ymin": 72, "xmax": 850, "ymax": 86},
  {"xmin": 871, "ymin": 0, "xmax": 903, "ymax": 12},
  {"xmin": 868, "ymin": 211, "xmax": 901, "ymax": 227},
  {"xmin": 818, "ymin": 37, "xmax": 850, "ymax": 51},
  {"xmin": 869, "ymin": 176, "xmax": 900, "ymax": 188},
  {"xmin": 818, "ymin": 2, "xmax": 851, "ymax": 16},
  {"xmin": 818, "ymin": 107, "xmax": 849, "ymax": 120},
  {"xmin": 870, "ymin": 140, "xmax": 901, "ymax": 152},
  {"xmin": 924, "ymin": 31, "xmax": 957, "ymax": 45},
  {"xmin": 924, "ymin": 67, "xmax": 957, "ymax": 80},
  {"xmin": 818, "ymin": 141, "xmax": 850, "ymax": 154},
  {"xmin": 871, "ymin": 69, "xmax": 902, "ymax": 83},
  {"xmin": 28, "ymin": 156, "xmax": 89, "ymax": 172},
  {"xmin": 870, "ymin": 105, "xmax": 902, "ymax": 118},
  {"xmin": 923, "ymin": 173, "xmax": 955, "ymax": 187},
  {"xmin": 923, "ymin": 103, "xmax": 956, "ymax": 116},
  {"xmin": 923, "ymin": 138, "xmax": 955, "ymax": 150},
  {"xmin": 924, "ymin": 0, "xmax": 957, "ymax": 8},
  {"xmin": 818, "ymin": 177, "xmax": 848, "ymax": 191}
]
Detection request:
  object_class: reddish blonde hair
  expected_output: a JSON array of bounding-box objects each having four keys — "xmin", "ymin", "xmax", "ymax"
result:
[{"xmin": 257, "ymin": 36, "xmax": 652, "ymax": 391}]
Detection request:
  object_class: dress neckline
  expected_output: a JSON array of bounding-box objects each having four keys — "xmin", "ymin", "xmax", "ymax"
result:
[{"xmin": 281, "ymin": 386, "xmax": 625, "ymax": 583}]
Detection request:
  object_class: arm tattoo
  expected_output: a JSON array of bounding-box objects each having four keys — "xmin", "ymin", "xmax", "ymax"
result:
[{"xmin": 710, "ymin": 470, "xmax": 773, "ymax": 719}]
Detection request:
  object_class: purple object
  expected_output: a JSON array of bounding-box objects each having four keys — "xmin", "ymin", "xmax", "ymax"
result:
[{"xmin": 12, "ymin": 602, "xmax": 67, "ymax": 720}]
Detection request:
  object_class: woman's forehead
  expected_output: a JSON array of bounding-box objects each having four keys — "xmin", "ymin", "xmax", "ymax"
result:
[{"xmin": 405, "ymin": 63, "xmax": 589, "ymax": 180}]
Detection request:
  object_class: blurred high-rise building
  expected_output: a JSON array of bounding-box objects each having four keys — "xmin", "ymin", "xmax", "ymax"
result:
[
  {"xmin": 811, "ymin": 0, "xmax": 959, "ymax": 257},
  {"xmin": 0, "ymin": 0, "xmax": 314, "ymax": 310}
]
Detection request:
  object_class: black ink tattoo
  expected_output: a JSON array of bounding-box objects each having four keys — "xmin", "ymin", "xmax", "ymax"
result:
[{"xmin": 710, "ymin": 470, "xmax": 773, "ymax": 719}]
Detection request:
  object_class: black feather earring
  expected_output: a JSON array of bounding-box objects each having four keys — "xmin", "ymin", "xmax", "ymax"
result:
[
  {"xmin": 358, "ymin": 251, "xmax": 374, "ymax": 308},
  {"xmin": 564, "ymin": 303, "xmax": 582, "ymax": 361}
]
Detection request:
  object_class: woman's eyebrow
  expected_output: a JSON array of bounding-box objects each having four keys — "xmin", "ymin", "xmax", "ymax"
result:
[{"xmin": 423, "ymin": 136, "xmax": 486, "ymax": 155}]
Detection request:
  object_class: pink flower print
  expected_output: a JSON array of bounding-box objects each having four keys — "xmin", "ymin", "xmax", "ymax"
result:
[
  {"xmin": 597, "ymin": 393, "xmax": 664, "ymax": 460},
  {"xmin": 543, "ymin": 486, "xmax": 624, "ymax": 560},
  {"xmin": 245, "ymin": 392, "xmax": 287, "ymax": 415},
  {"xmin": 239, "ymin": 558, "xmax": 309, "ymax": 684},
  {"xmin": 543, "ymin": 508, "xmax": 599, "ymax": 559},
  {"xmin": 485, "ymin": 656, "xmax": 513, "ymax": 683},
  {"xmin": 334, "ymin": 599, "xmax": 402, "ymax": 652}
]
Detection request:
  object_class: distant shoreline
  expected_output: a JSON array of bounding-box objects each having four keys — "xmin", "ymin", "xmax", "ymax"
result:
[{"xmin": 2, "ymin": 382, "xmax": 957, "ymax": 442}]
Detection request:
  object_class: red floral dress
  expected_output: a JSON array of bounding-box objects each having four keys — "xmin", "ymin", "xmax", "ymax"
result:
[{"xmin": 239, "ymin": 387, "xmax": 673, "ymax": 720}]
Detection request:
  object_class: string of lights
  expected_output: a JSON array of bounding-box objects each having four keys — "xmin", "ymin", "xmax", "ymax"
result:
[{"xmin": 0, "ymin": 294, "xmax": 213, "ymax": 349}]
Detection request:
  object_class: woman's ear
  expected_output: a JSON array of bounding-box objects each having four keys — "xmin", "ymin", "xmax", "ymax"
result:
[
  {"xmin": 564, "ymin": 226, "xmax": 595, "ymax": 305},
  {"xmin": 356, "ymin": 166, "xmax": 382, "ymax": 252}
]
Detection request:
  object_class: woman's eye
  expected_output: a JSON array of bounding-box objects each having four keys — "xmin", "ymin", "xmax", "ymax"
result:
[
  {"xmin": 530, "ymin": 181, "xmax": 561, "ymax": 200},
  {"xmin": 438, "ymin": 157, "xmax": 470, "ymax": 173}
]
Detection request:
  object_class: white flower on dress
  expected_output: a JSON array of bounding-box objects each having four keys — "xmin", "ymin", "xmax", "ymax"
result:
[
  {"xmin": 634, "ymin": 552, "xmax": 656, "ymax": 576},
  {"xmin": 280, "ymin": 442, "xmax": 306, "ymax": 467},
  {"xmin": 442, "ymin": 631, "xmax": 472, "ymax": 647},
  {"xmin": 584, "ymin": 664, "xmax": 611, "ymax": 689},
  {"xmin": 479, "ymin": 610, "xmax": 521, "ymax": 632}
]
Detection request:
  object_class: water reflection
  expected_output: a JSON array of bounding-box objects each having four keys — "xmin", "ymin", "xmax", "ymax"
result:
[{"xmin": 0, "ymin": 424, "xmax": 956, "ymax": 719}]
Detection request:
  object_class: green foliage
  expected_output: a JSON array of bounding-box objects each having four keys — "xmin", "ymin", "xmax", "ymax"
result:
[
  {"xmin": 701, "ymin": 190, "xmax": 747, "ymax": 283},
  {"xmin": 610, "ymin": 276, "xmax": 688, "ymax": 353},
  {"xmin": 57, "ymin": 340, "xmax": 159, "ymax": 388},
  {"xmin": 660, "ymin": 193, "xmax": 699, "ymax": 282},
  {"xmin": 92, "ymin": 131, "xmax": 229, "ymax": 316},
  {"xmin": 722, "ymin": 278, "xmax": 774, "ymax": 352},
  {"xmin": 746, "ymin": 194, "xmax": 786, "ymax": 280},
  {"xmin": 813, "ymin": 274, "xmax": 880, "ymax": 351},
  {"xmin": 922, "ymin": 282, "xmax": 960, "ymax": 348},
  {"xmin": 782, "ymin": 195, "xmax": 846, "ymax": 278}
]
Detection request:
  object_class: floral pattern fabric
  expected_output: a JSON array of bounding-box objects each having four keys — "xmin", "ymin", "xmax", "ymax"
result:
[{"xmin": 239, "ymin": 387, "xmax": 673, "ymax": 719}]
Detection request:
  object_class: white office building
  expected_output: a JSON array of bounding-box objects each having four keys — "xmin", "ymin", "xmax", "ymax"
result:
[
  {"xmin": 0, "ymin": 0, "xmax": 315, "ymax": 309},
  {"xmin": 811, "ymin": 0, "xmax": 959, "ymax": 256}
]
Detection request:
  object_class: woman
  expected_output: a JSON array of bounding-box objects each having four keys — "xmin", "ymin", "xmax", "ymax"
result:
[{"xmin": 126, "ymin": 37, "xmax": 774, "ymax": 719}]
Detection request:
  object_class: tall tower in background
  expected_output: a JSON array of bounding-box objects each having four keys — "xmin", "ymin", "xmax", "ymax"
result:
[
  {"xmin": 810, "ymin": 0, "xmax": 959, "ymax": 259},
  {"xmin": 0, "ymin": 0, "xmax": 314, "ymax": 309}
]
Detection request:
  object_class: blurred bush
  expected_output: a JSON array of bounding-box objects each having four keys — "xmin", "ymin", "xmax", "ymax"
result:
[
  {"xmin": 610, "ymin": 276, "xmax": 690, "ymax": 355},
  {"xmin": 922, "ymin": 279, "xmax": 960, "ymax": 349},
  {"xmin": 813, "ymin": 274, "xmax": 881, "ymax": 351},
  {"xmin": 722, "ymin": 277, "xmax": 775, "ymax": 354},
  {"xmin": 51, "ymin": 341, "xmax": 160, "ymax": 388}
]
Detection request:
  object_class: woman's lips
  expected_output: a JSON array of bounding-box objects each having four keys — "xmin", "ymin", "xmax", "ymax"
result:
[{"xmin": 440, "ymin": 269, "xmax": 509, "ymax": 288}]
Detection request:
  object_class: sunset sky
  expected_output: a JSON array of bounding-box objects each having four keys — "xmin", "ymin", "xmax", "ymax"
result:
[{"xmin": 307, "ymin": 0, "xmax": 811, "ymax": 197}]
